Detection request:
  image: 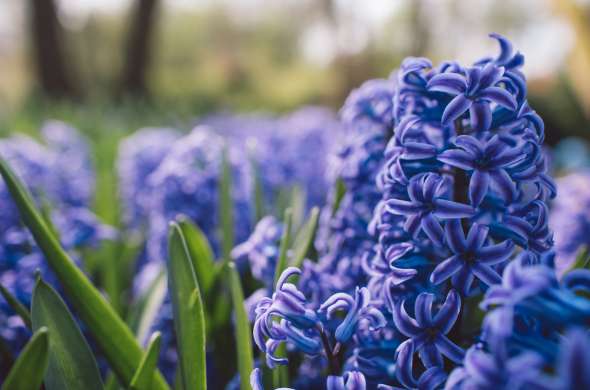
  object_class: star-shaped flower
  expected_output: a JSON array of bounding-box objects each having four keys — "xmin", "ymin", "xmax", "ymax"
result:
[
  {"xmin": 386, "ymin": 173, "xmax": 474, "ymax": 246},
  {"xmin": 430, "ymin": 220, "xmax": 513, "ymax": 294},
  {"xmin": 437, "ymin": 135, "xmax": 523, "ymax": 206},
  {"xmin": 428, "ymin": 63, "xmax": 517, "ymax": 131},
  {"xmin": 392, "ymin": 290, "xmax": 464, "ymax": 368}
]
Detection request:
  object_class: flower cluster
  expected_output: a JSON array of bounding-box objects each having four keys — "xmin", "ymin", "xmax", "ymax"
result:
[
  {"xmin": 305, "ymin": 77, "xmax": 396, "ymax": 305},
  {"xmin": 117, "ymin": 127, "xmax": 180, "ymax": 229},
  {"xmin": 252, "ymin": 267, "xmax": 385, "ymax": 388},
  {"xmin": 359, "ymin": 33, "xmax": 555, "ymax": 387},
  {"xmin": 0, "ymin": 125, "xmax": 113, "ymax": 357},
  {"xmin": 550, "ymin": 171, "xmax": 590, "ymax": 274}
]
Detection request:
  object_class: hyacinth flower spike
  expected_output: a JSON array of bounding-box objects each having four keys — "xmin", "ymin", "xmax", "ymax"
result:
[
  {"xmin": 437, "ymin": 135, "xmax": 523, "ymax": 206},
  {"xmin": 427, "ymin": 63, "xmax": 517, "ymax": 131},
  {"xmin": 430, "ymin": 220, "xmax": 513, "ymax": 294},
  {"xmin": 392, "ymin": 290, "xmax": 464, "ymax": 368},
  {"xmin": 319, "ymin": 286, "xmax": 387, "ymax": 344},
  {"xmin": 386, "ymin": 173, "xmax": 474, "ymax": 247},
  {"xmin": 326, "ymin": 371, "xmax": 368, "ymax": 390}
]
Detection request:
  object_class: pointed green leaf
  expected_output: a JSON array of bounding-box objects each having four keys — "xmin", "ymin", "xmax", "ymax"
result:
[
  {"xmin": 248, "ymin": 153, "xmax": 265, "ymax": 223},
  {"xmin": 177, "ymin": 216, "xmax": 217, "ymax": 294},
  {"xmin": 134, "ymin": 270, "xmax": 168, "ymax": 344},
  {"xmin": 564, "ymin": 246, "xmax": 590, "ymax": 276},
  {"xmin": 0, "ymin": 283, "xmax": 31, "ymax": 329},
  {"xmin": 289, "ymin": 185, "xmax": 306, "ymax": 232},
  {"xmin": 168, "ymin": 222, "xmax": 206, "ymax": 390},
  {"xmin": 331, "ymin": 178, "xmax": 347, "ymax": 217},
  {"xmin": 291, "ymin": 207, "xmax": 320, "ymax": 268},
  {"xmin": 0, "ymin": 158, "xmax": 169, "ymax": 390},
  {"xmin": 220, "ymin": 148, "xmax": 234, "ymax": 264},
  {"xmin": 227, "ymin": 264, "xmax": 254, "ymax": 390},
  {"xmin": 2, "ymin": 327, "xmax": 49, "ymax": 390},
  {"xmin": 130, "ymin": 332, "xmax": 162, "ymax": 390},
  {"xmin": 31, "ymin": 278, "xmax": 103, "ymax": 390},
  {"xmin": 273, "ymin": 208, "xmax": 293, "ymax": 288}
]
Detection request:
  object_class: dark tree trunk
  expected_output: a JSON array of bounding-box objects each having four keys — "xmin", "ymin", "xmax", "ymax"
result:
[
  {"xmin": 119, "ymin": 0, "xmax": 159, "ymax": 97},
  {"xmin": 29, "ymin": 0, "xmax": 80, "ymax": 99}
]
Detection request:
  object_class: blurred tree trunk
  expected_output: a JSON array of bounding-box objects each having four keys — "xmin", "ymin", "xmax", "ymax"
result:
[
  {"xmin": 29, "ymin": 0, "xmax": 80, "ymax": 99},
  {"xmin": 119, "ymin": 0, "xmax": 160, "ymax": 98}
]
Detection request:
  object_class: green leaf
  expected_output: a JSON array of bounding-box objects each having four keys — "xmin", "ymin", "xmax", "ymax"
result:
[
  {"xmin": 130, "ymin": 332, "xmax": 162, "ymax": 390},
  {"xmin": 31, "ymin": 278, "xmax": 103, "ymax": 390},
  {"xmin": 227, "ymin": 263, "xmax": 254, "ymax": 390},
  {"xmin": 289, "ymin": 185, "xmax": 306, "ymax": 232},
  {"xmin": 0, "ymin": 283, "xmax": 31, "ymax": 329},
  {"xmin": 331, "ymin": 178, "xmax": 347, "ymax": 217},
  {"xmin": 2, "ymin": 327, "xmax": 49, "ymax": 390},
  {"xmin": 248, "ymin": 153, "xmax": 265, "ymax": 223},
  {"xmin": 564, "ymin": 246, "xmax": 590, "ymax": 276},
  {"xmin": 0, "ymin": 158, "xmax": 169, "ymax": 390},
  {"xmin": 168, "ymin": 222, "xmax": 207, "ymax": 390},
  {"xmin": 219, "ymin": 147, "xmax": 234, "ymax": 264},
  {"xmin": 134, "ymin": 270, "xmax": 168, "ymax": 344},
  {"xmin": 177, "ymin": 216, "xmax": 217, "ymax": 294},
  {"xmin": 273, "ymin": 208, "xmax": 293, "ymax": 288},
  {"xmin": 291, "ymin": 207, "xmax": 320, "ymax": 268}
]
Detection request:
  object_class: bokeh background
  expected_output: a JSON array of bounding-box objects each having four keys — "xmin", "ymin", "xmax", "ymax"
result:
[{"xmin": 0, "ymin": 0, "xmax": 589, "ymax": 223}]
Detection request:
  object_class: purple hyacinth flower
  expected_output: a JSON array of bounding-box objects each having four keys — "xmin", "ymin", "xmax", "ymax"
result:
[
  {"xmin": 445, "ymin": 344, "xmax": 544, "ymax": 390},
  {"xmin": 392, "ymin": 290, "xmax": 464, "ymax": 368},
  {"xmin": 380, "ymin": 339, "xmax": 446, "ymax": 390},
  {"xmin": 428, "ymin": 63, "xmax": 517, "ymax": 130},
  {"xmin": 327, "ymin": 371, "xmax": 367, "ymax": 390},
  {"xmin": 553, "ymin": 328, "xmax": 590, "ymax": 390},
  {"xmin": 430, "ymin": 220, "xmax": 513, "ymax": 294},
  {"xmin": 319, "ymin": 287, "xmax": 386, "ymax": 344},
  {"xmin": 386, "ymin": 173, "xmax": 474, "ymax": 247},
  {"xmin": 250, "ymin": 367, "xmax": 294, "ymax": 390},
  {"xmin": 437, "ymin": 135, "xmax": 522, "ymax": 206}
]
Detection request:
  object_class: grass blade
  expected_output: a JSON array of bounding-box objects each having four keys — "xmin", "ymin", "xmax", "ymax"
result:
[
  {"xmin": 219, "ymin": 147, "xmax": 234, "ymax": 265},
  {"xmin": 177, "ymin": 216, "xmax": 217, "ymax": 294},
  {"xmin": 130, "ymin": 332, "xmax": 162, "ymax": 390},
  {"xmin": 271, "ymin": 208, "xmax": 293, "ymax": 388},
  {"xmin": 331, "ymin": 178, "xmax": 347, "ymax": 217},
  {"xmin": 227, "ymin": 263, "xmax": 254, "ymax": 390},
  {"xmin": 0, "ymin": 158, "xmax": 169, "ymax": 390},
  {"xmin": 273, "ymin": 208, "xmax": 293, "ymax": 288},
  {"xmin": 168, "ymin": 222, "xmax": 207, "ymax": 390},
  {"xmin": 31, "ymin": 278, "xmax": 104, "ymax": 390},
  {"xmin": 291, "ymin": 207, "xmax": 320, "ymax": 268},
  {"xmin": 0, "ymin": 283, "xmax": 31, "ymax": 329},
  {"xmin": 2, "ymin": 327, "xmax": 49, "ymax": 390}
]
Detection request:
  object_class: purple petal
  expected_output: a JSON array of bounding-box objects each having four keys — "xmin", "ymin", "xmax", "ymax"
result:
[
  {"xmin": 421, "ymin": 213, "xmax": 445, "ymax": 246},
  {"xmin": 466, "ymin": 223, "xmax": 489, "ymax": 251},
  {"xmin": 464, "ymin": 348, "xmax": 498, "ymax": 384},
  {"xmin": 408, "ymin": 178, "xmax": 424, "ymax": 203},
  {"xmin": 489, "ymin": 147, "xmax": 524, "ymax": 168},
  {"xmin": 430, "ymin": 255, "xmax": 463, "ymax": 285},
  {"xmin": 490, "ymin": 169, "xmax": 517, "ymax": 203},
  {"xmin": 444, "ymin": 219, "xmax": 467, "ymax": 253},
  {"xmin": 433, "ymin": 289, "xmax": 461, "ymax": 333},
  {"xmin": 479, "ymin": 63, "xmax": 504, "ymax": 89},
  {"xmin": 442, "ymin": 94, "xmax": 472, "ymax": 125},
  {"xmin": 386, "ymin": 199, "xmax": 421, "ymax": 215},
  {"xmin": 434, "ymin": 335, "xmax": 465, "ymax": 363},
  {"xmin": 427, "ymin": 72, "xmax": 467, "ymax": 94},
  {"xmin": 478, "ymin": 87, "xmax": 517, "ymax": 110},
  {"xmin": 417, "ymin": 367, "xmax": 448, "ymax": 390},
  {"xmin": 419, "ymin": 343, "xmax": 444, "ymax": 368},
  {"xmin": 404, "ymin": 214, "xmax": 422, "ymax": 238},
  {"xmin": 414, "ymin": 293, "xmax": 434, "ymax": 327},
  {"xmin": 469, "ymin": 101, "xmax": 492, "ymax": 132},
  {"xmin": 472, "ymin": 263, "xmax": 502, "ymax": 286},
  {"xmin": 469, "ymin": 170, "xmax": 490, "ymax": 207},
  {"xmin": 395, "ymin": 340, "xmax": 417, "ymax": 388},
  {"xmin": 433, "ymin": 199, "xmax": 474, "ymax": 219},
  {"xmin": 423, "ymin": 173, "xmax": 441, "ymax": 200},
  {"xmin": 454, "ymin": 135, "xmax": 484, "ymax": 155},
  {"xmin": 452, "ymin": 267, "xmax": 474, "ymax": 295},
  {"xmin": 438, "ymin": 149, "xmax": 476, "ymax": 170},
  {"xmin": 477, "ymin": 241, "xmax": 514, "ymax": 265},
  {"xmin": 392, "ymin": 300, "xmax": 421, "ymax": 337},
  {"xmin": 403, "ymin": 142, "xmax": 437, "ymax": 160}
]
